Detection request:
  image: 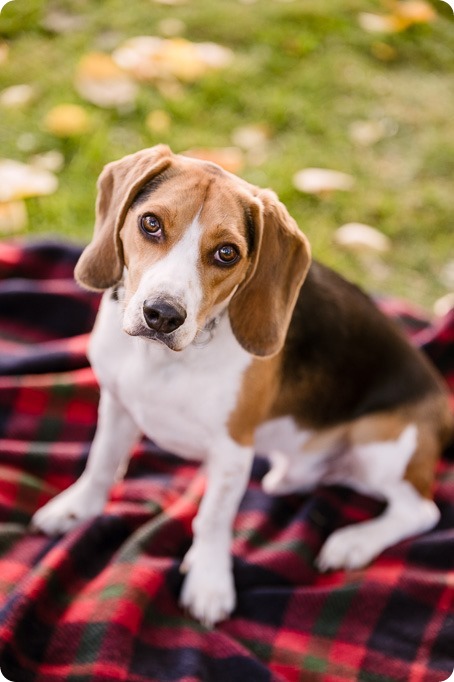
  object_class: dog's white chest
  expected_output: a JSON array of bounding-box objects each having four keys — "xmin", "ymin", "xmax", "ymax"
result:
[{"xmin": 88, "ymin": 294, "xmax": 252, "ymax": 460}]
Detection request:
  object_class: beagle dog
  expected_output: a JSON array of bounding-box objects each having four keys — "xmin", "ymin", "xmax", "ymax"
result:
[{"xmin": 32, "ymin": 144, "xmax": 453, "ymax": 626}]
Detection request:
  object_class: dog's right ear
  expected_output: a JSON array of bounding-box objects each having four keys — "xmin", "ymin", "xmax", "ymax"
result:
[{"xmin": 75, "ymin": 144, "xmax": 173, "ymax": 291}]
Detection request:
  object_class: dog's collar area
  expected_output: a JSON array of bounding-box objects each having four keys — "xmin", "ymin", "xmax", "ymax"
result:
[{"xmin": 192, "ymin": 313, "xmax": 224, "ymax": 348}]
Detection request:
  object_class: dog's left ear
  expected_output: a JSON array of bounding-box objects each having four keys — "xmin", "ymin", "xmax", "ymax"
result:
[
  {"xmin": 75, "ymin": 145, "xmax": 173, "ymax": 291},
  {"xmin": 229, "ymin": 189, "xmax": 311, "ymax": 357}
]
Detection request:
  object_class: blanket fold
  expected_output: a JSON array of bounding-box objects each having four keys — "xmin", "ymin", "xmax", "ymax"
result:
[{"xmin": 0, "ymin": 241, "xmax": 452, "ymax": 682}]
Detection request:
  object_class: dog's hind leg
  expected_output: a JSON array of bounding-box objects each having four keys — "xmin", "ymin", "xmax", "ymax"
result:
[
  {"xmin": 261, "ymin": 423, "xmax": 347, "ymax": 495},
  {"xmin": 31, "ymin": 389, "xmax": 140, "ymax": 535},
  {"xmin": 262, "ymin": 449, "xmax": 331, "ymax": 495},
  {"xmin": 316, "ymin": 419, "xmax": 440, "ymax": 571}
]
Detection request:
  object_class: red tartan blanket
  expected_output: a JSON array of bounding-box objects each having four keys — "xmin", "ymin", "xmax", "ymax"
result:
[{"xmin": 0, "ymin": 240, "xmax": 453, "ymax": 682}]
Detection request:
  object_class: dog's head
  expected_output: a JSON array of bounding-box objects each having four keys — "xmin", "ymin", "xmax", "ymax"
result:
[{"xmin": 75, "ymin": 144, "xmax": 311, "ymax": 356}]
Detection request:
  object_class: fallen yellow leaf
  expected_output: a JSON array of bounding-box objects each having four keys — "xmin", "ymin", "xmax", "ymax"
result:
[
  {"xmin": 349, "ymin": 119, "xmax": 397, "ymax": 146},
  {"xmin": 394, "ymin": 0, "xmax": 436, "ymax": 25},
  {"xmin": 293, "ymin": 168, "xmax": 355, "ymax": 194},
  {"xmin": 371, "ymin": 41, "xmax": 398, "ymax": 61},
  {"xmin": 231, "ymin": 124, "xmax": 271, "ymax": 166},
  {"xmin": 146, "ymin": 110, "xmax": 172, "ymax": 134},
  {"xmin": 358, "ymin": 12, "xmax": 401, "ymax": 33},
  {"xmin": 113, "ymin": 36, "xmax": 233, "ymax": 83},
  {"xmin": 74, "ymin": 52, "xmax": 138, "ymax": 109},
  {"xmin": 0, "ymin": 201, "xmax": 28, "ymax": 234},
  {"xmin": 41, "ymin": 8, "xmax": 87, "ymax": 34},
  {"xmin": 29, "ymin": 150, "xmax": 65, "ymax": 173},
  {"xmin": 0, "ymin": 160, "xmax": 58, "ymax": 201},
  {"xmin": 231, "ymin": 124, "xmax": 270, "ymax": 151},
  {"xmin": 0, "ymin": 84, "xmax": 37, "ymax": 109},
  {"xmin": 334, "ymin": 223, "xmax": 391, "ymax": 253},
  {"xmin": 359, "ymin": 1, "xmax": 435, "ymax": 33},
  {"xmin": 43, "ymin": 104, "xmax": 91, "ymax": 137}
]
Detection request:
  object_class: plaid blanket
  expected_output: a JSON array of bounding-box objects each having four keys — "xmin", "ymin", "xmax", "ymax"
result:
[{"xmin": 0, "ymin": 241, "xmax": 452, "ymax": 682}]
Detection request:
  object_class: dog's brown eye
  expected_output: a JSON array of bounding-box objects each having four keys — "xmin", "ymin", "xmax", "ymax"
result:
[
  {"xmin": 140, "ymin": 213, "xmax": 162, "ymax": 237},
  {"xmin": 214, "ymin": 244, "xmax": 240, "ymax": 266}
]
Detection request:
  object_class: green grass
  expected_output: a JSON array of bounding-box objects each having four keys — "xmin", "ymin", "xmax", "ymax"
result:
[{"xmin": 1, "ymin": 0, "xmax": 453, "ymax": 308}]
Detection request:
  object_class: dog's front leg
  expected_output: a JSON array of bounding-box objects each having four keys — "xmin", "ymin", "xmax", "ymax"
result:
[
  {"xmin": 31, "ymin": 389, "xmax": 140, "ymax": 535},
  {"xmin": 179, "ymin": 438, "xmax": 254, "ymax": 627}
]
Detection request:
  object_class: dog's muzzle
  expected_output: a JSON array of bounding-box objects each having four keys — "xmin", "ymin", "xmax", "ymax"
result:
[{"xmin": 143, "ymin": 299, "xmax": 187, "ymax": 335}]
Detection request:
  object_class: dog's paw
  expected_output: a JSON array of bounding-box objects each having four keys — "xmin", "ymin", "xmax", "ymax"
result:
[
  {"xmin": 179, "ymin": 546, "xmax": 235, "ymax": 627},
  {"xmin": 316, "ymin": 525, "xmax": 378, "ymax": 572},
  {"xmin": 31, "ymin": 478, "xmax": 106, "ymax": 536}
]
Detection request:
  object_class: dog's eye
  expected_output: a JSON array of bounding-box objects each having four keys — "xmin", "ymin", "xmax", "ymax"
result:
[
  {"xmin": 214, "ymin": 244, "xmax": 240, "ymax": 266},
  {"xmin": 140, "ymin": 213, "xmax": 162, "ymax": 237}
]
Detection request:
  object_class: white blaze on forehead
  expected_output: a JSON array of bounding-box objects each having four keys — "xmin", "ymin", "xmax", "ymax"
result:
[
  {"xmin": 144, "ymin": 210, "xmax": 203, "ymax": 296},
  {"xmin": 123, "ymin": 210, "xmax": 204, "ymax": 340}
]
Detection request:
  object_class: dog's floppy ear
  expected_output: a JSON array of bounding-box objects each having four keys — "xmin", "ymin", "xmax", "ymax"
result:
[
  {"xmin": 229, "ymin": 189, "xmax": 311, "ymax": 357},
  {"xmin": 75, "ymin": 144, "xmax": 173, "ymax": 291}
]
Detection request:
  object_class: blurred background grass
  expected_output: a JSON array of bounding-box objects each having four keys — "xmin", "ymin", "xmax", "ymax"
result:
[{"xmin": 0, "ymin": 0, "xmax": 453, "ymax": 309}]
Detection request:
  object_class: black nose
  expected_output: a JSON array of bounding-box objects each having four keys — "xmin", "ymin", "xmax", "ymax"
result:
[{"xmin": 143, "ymin": 300, "xmax": 187, "ymax": 334}]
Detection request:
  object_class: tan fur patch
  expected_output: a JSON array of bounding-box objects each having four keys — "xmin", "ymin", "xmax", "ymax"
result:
[
  {"xmin": 228, "ymin": 354, "xmax": 282, "ymax": 445},
  {"xmin": 346, "ymin": 394, "xmax": 453, "ymax": 497}
]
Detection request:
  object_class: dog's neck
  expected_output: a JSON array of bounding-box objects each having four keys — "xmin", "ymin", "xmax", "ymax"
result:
[
  {"xmin": 191, "ymin": 287, "xmax": 238, "ymax": 348},
  {"xmin": 192, "ymin": 312, "xmax": 224, "ymax": 348}
]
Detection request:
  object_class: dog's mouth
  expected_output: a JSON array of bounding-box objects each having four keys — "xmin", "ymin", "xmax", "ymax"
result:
[
  {"xmin": 124, "ymin": 325, "xmax": 185, "ymax": 351},
  {"xmin": 124, "ymin": 312, "xmax": 223, "ymax": 351}
]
